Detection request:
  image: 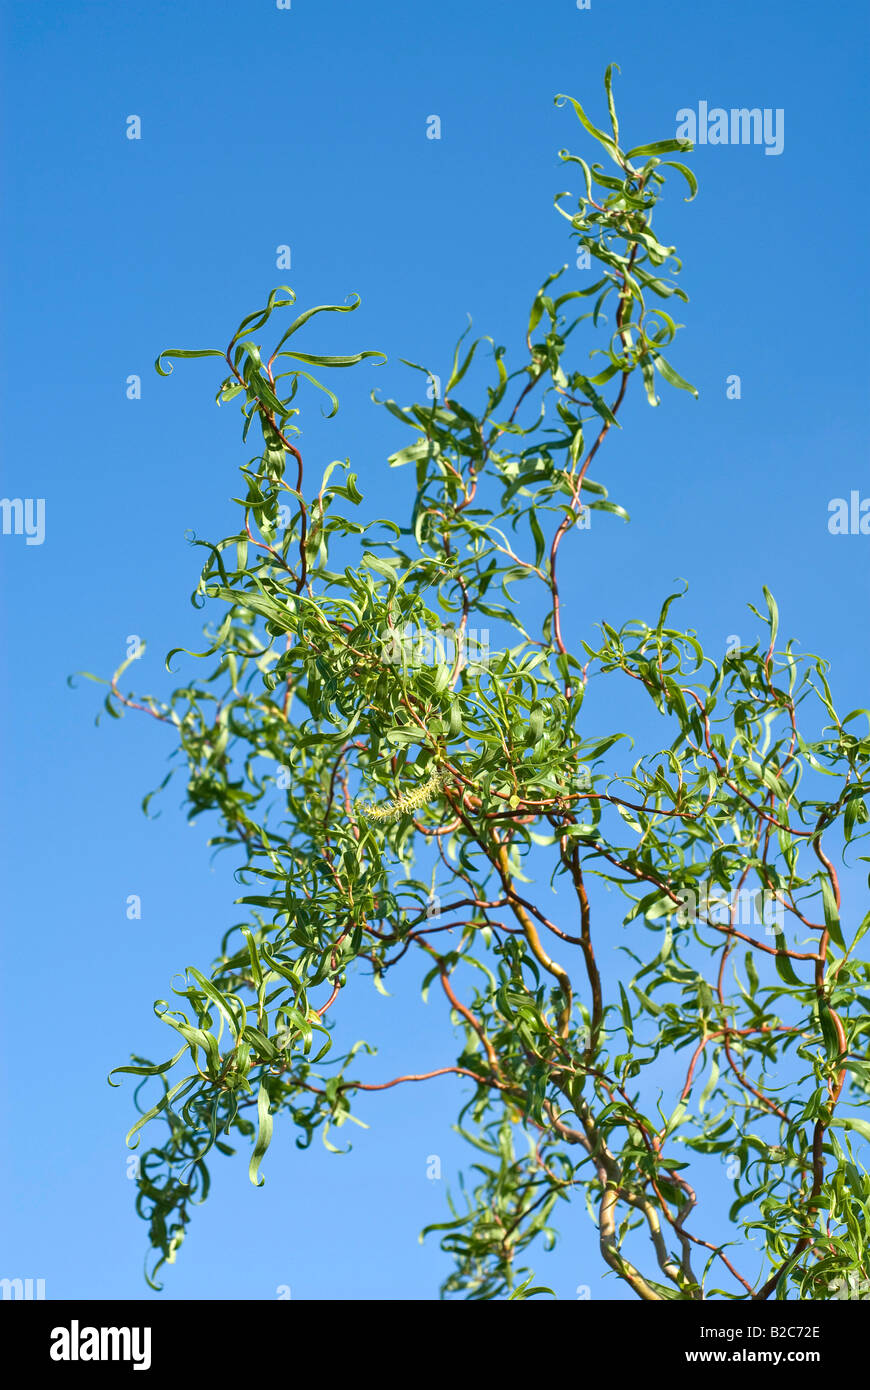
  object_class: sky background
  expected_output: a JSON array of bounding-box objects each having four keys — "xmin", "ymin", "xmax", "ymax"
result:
[{"xmin": 1, "ymin": 0, "xmax": 868, "ymax": 1302}]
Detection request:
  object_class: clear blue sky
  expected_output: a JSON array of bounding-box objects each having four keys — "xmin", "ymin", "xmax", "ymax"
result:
[{"xmin": 1, "ymin": 0, "xmax": 868, "ymax": 1301}]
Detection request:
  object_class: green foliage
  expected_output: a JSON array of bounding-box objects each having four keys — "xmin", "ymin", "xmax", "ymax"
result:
[{"xmin": 90, "ymin": 70, "xmax": 870, "ymax": 1299}]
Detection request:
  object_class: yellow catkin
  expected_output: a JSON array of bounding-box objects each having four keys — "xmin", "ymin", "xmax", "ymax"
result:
[{"xmin": 358, "ymin": 770, "xmax": 444, "ymax": 823}]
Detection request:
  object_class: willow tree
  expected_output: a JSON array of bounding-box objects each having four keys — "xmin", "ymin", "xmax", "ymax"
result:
[{"xmin": 90, "ymin": 70, "xmax": 870, "ymax": 1300}]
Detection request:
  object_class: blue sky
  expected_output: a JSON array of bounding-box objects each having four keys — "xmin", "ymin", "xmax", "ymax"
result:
[{"xmin": 1, "ymin": 0, "xmax": 868, "ymax": 1301}]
